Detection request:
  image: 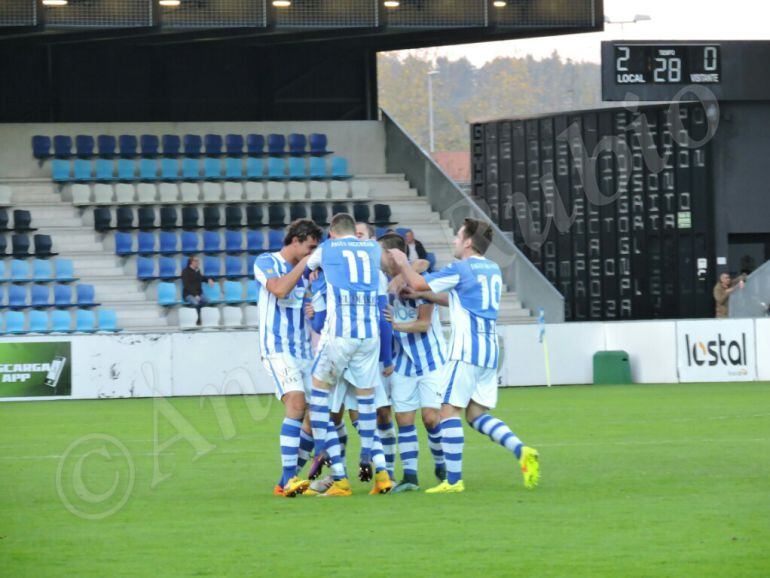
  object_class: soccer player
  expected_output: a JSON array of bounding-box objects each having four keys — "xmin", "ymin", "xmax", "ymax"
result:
[
  {"xmin": 253, "ymin": 219, "xmax": 323, "ymax": 498},
  {"xmin": 379, "ymin": 233, "xmax": 448, "ymax": 492},
  {"xmin": 306, "ymin": 213, "xmax": 392, "ymax": 496},
  {"xmin": 389, "ymin": 218, "xmax": 540, "ymax": 493}
]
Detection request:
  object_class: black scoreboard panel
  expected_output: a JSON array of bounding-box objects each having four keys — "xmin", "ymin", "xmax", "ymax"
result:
[
  {"xmin": 603, "ymin": 41, "xmax": 770, "ymax": 101},
  {"xmin": 472, "ymin": 103, "xmax": 715, "ymax": 321}
]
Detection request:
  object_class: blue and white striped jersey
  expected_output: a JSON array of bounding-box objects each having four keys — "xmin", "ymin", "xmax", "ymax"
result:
[
  {"xmin": 425, "ymin": 256, "xmax": 502, "ymax": 369},
  {"xmin": 390, "ymin": 285, "xmax": 447, "ymax": 377},
  {"xmin": 310, "ymin": 270, "xmax": 327, "ymax": 313},
  {"xmin": 253, "ymin": 251, "xmax": 312, "ymax": 360},
  {"xmin": 307, "ymin": 236, "xmax": 382, "ymax": 339}
]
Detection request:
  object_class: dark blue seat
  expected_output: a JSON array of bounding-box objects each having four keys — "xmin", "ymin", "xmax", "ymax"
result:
[
  {"xmin": 95, "ymin": 158, "xmax": 114, "ymax": 182},
  {"xmin": 158, "ymin": 256, "xmax": 178, "ymax": 280},
  {"xmin": 97, "ymin": 135, "xmax": 116, "ymax": 158},
  {"xmin": 12, "ymin": 234, "xmax": 30, "ymax": 258},
  {"xmin": 32, "ymin": 136, "xmax": 51, "ymax": 160},
  {"xmin": 288, "ymin": 133, "xmax": 307, "ymax": 156},
  {"xmin": 246, "ymin": 205, "xmax": 263, "ymax": 229},
  {"xmin": 246, "ymin": 229, "xmax": 264, "ymax": 253},
  {"xmin": 184, "ymin": 134, "xmax": 202, "ymax": 157},
  {"xmin": 204, "ymin": 134, "xmax": 223, "ymax": 156},
  {"xmin": 203, "ymin": 230, "xmax": 221, "ymax": 254},
  {"xmin": 309, "ymin": 133, "xmax": 331, "ymax": 155},
  {"xmin": 225, "ymin": 134, "xmax": 244, "ymax": 155},
  {"xmin": 224, "ymin": 255, "xmax": 244, "ymax": 278},
  {"xmin": 268, "ymin": 229, "xmax": 283, "ymax": 251},
  {"xmin": 7, "ymin": 285, "xmax": 26, "ymax": 308},
  {"xmin": 34, "ymin": 235, "xmax": 57, "ymax": 258},
  {"xmin": 267, "ymin": 134, "xmax": 286, "ymax": 156},
  {"xmin": 203, "ymin": 206, "xmax": 220, "ymax": 229},
  {"xmin": 13, "ymin": 209, "xmax": 34, "ymax": 232},
  {"xmin": 115, "ymin": 231, "xmax": 134, "ymax": 256},
  {"xmin": 181, "ymin": 207, "xmax": 199, "ymax": 229},
  {"xmin": 311, "ymin": 203, "xmax": 329, "ymax": 226},
  {"xmin": 137, "ymin": 231, "xmax": 156, "ymax": 255},
  {"xmin": 225, "ymin": 230, "xmax": 243, "ymax": 253},
  {"xmin": 75, "ymin": 135, "xmax": 95, "ymax": 158},
  {"xmin": 116, "ymin": 207, "xmax": 135, "ymax": 230},
  {"xmin": 159, "ymin": 231, "xmax": 178, "ymax": 254},
  {"xmin": 140, "ymin": 134, "xmax": 160, "ymax": 157},
  {"xmin": 225, "ymin": 205, "xmax": 242, "ymax": 229},
  {"xmin": 202, "ymin": 256, "xmax": 221, "ymax": 278},
  {"xmin": 181, "ymin": 231, "xmax": 200, "ymax": 253},
  {"xmin": 53, "ymin": 135, "xmax": 73, "ymax": 158},
  {"xmin": 31, "ymin": 285, "xmax": 50, "ymax": 308},
  {"xmin": 118, "ymin": 135, "xmax": 138, "ymax": 158},
  {"xmin": 137, "ymin": 257, "xmax": 156, "ymax": 280},
  {"xmin": 160, "ymin": 206, "xmax": 178, "ymax": 230},
  {"xmin": 246, "ymin": 134, "xmax": 265, "ymax": 156},
  {"xmin": 267, "ymin": 205, "xmax": 286, "ymax": 227},
  {"xmin": 162, "ymin": 134, "xmax": 181, "ymax": 156}
]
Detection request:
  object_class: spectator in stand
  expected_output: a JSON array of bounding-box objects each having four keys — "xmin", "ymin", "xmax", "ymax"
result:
[
  {"xmin": 404, "ymin": 229, "xmax": 428, "ymax": 262},
  {"xmin": 713, "ymin": 272, "xmax": 745, "ymax": 318},
  {"xmin": 182, "ymin": 255, "xmax": 215, "ymax": 325}
]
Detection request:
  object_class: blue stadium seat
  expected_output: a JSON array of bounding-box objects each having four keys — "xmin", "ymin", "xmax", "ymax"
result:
[
  {"xmin": 53, "ymin": 285, "xmax": 72, "ymax": 307},
  {"xmin": 246, "ymin": 254, "xmax": 256, "ymax": 276},
  {"xmin": 52, "ymin": 159, "xmax": 71, "ymax": 183},
  {"xmin": 309, "ymin": 156, "xmax": 326, "ymax": 179},
  {"xmin": 162, "ymin": 134, "xmax": 181, "ymax": 156},
  {"xmin": 267, "ymin": 134, "xmax": 286, "ymax": 156},
  {"xmin": 76, "ymin": 309, "xmax": 96, "ymax": 333},
  {"xmin": 95, "ymin": 158, "xmax": 114, "ymax": 182},
  {"xmin": 97, "ymin": 309, "xmax": 119, "ymax": 332},
  {"xmin": 0, "ymin": 261, "xmax": 7, "ymax": 282},
  {"xmin": 246, "ymin": 280, "xmax": 258, "ymax": 302},
  {"xmin": 184, "ymin": 134, "xmax": 202, "ymax": 156},
  {"xmin": 117, "ymin": 159, "xmax": 136, "ymax": 181},
  {"xmin": 34, "ymin": 235, "xmax": 56, "ymax": 258},
  {"xmin": 33, "ymin": 259, "xmax": 55, "ymax": 282},
  {"xmin": 73, "ymin": 159, "xmax": 93, "ymax": 182},
  {"xmin": 268, "ymin": 158, "xmax": 287, "ymax": 180},
  {"xmin": 8, "ymin": 285, "xmax": 27, "ymax": 308},
  {"xmin": 5, "ymin": 311, "xmax": 26, "ymax": 334},
  {"xmin": 330, "ymin": 157, "xmax": 352, "ymax": 179},
  {"xmin": 53, "ymin": 135, "xmax": 73, "ymax": 158},
  {"xmin": 32, "ymin": 135, "xmax": 51, "ymax": 160},
  {"xmin": 10, "ymin": 260, "xmax": 29, "ymax": 282},
  {"xmin": 395, "ymin": 227, "xmax": 409, "ymax": 237},
  {"xmin": 182, "ymin": 157, "xmax": 200, "ymax": 181},
  {"xmin": 118, "ymin": 135, "xmax": 138, "ymax": 157},
  {"xmin": 137, "ymin": 257, "xmax": 156, "ymax": 281},
  {"xmin": 180, "ymin": 231, "xmax": 200, "ymax": 254},
  {"xmin": 30, "ymin": 285, "xmax": 50, "ymax": 308},
  {"xmin": 140, "ymin": 134, "xmax": 160, "ymax": 157},
  {"xmin": 246, "ymin": 157, "xmax": 265, "ymax": 180},
  {"xmin": 225, "ymin": 157, "xmax": 242, "ymax": 180},
  {"xmin": 288, "ymin": 133, "xmax": 307, "ymax": 156},
  {"xmin": 97, "ymin": 135, "xmax": 116, "ymax": 158},
  {"xmin": 140, "ymin": 158, "xmax": 158, "ymax": 181},
  {"xmin": 28, "ymin": 310, "xmax": 49, "ymax": 333},
  {"xmin": 288, "ymin": 157, "xmax": 307, "ymax": 179},
  {"xmin": 51, "ymin": 310, "xmax": 72, "ymax": 333},
  {"xmin": 225, "ymin": 134, "xmax": 243, "ymax": 155},
  {"xmin": 161, "ymin": 158, "xmax": 179, "ymax": 181},
  {"xmin": 246, "ymin": 229, "xmax": 264, "ymax": 254},
  {"xmin": 115, "ymin": 231, "xmax": 134, "ymax": 256},
  {"xmin": 223, "ymin": 280, "xmax": 243, "ymax": 304},
  {"xmin": 76, "ymin": 284, "xmax": 99, "ymax": 307},
  {"xmin": 0, "ymin": 286, "xmax": 5, "ymax": 306},
  {"xmin": 246, "ymin": 134, "xmax": 265, "ymax": 156},
  {"xmin": 268, "ymin": 229, "xmax": 284, "ymax": 251},
  {"xmin": 75, "ymin": 135, "xmax": 95, "ymax": 158},
  {"xmin": 204, "ymin": 157, "xmax": 222, "ymax": 180},
  {"xmin": 375, "ymin": 226, "xmax": 388, "ymax": 239},
  {"xmin": 137, "ymin": 231, "xmax": 156, "ymax": 255},
  {"xmin": 159, "ymin": 231, "xmax": 178, "ymax": 254},
  {"xmin": 426, "ymin": 252, "xmax": 437, "ymax": 272},
  {"xmin": 309, "ymin": 133, "xmax": 330, "ymax": 155},
  {"xmin": 158, "ymin": 282, "xmax": 181, "ymax": 306},
  {"xmin": 203, "ymin": 230, "xmax": 221, "ymax": 254},
  {"xmin": 55, "ymin": 259, "xmax": 77, "ymax": 282},
  {"xmin": 202, "ymin": 256, "xmax": 221, "ymax": 278},
  {"xmin": 202, "ymin": 282, "xmax": 222, "ymax": 304},
  {"xmin": 225, "ymin": 230, "xmax": 243, "ymax": 253},
  {"xmin": 224, "ymin": 255, "xmax": 243, "ymax": 278},
  {"xmin": 12, "ymin": 234, "xmax": 30, "ymax": 258},
  {"xmin": 158, "ymin": 256, "xmax": 178, "ymax": 280},
  {"xmin": 204, "ymin": 134, "xmax": 223, "ymax": 156}
]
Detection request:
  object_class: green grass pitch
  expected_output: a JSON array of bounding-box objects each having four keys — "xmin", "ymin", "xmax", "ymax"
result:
[{"xmin": 1, "ymin": 382, "xmax": 769, "ymax": 577}]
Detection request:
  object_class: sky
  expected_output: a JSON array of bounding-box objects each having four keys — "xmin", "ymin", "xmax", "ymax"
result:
[{"xmin": 389, "ymin": 0, "xmax": 770, "ymax": 64}]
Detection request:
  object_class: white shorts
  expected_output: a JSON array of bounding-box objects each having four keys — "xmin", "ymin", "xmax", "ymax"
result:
[
  {"xmin": 312, "ymin": 336, "xmax": 380, "ymax": 391},
  {"xmin": 331, "ymin": 366, "xmax": 391, "ymax": 413},
  {"xmin": 442, "ymin": 360, "xmax": 498, "ymax": 409},
  {"xmin": 262, "ymin": 353, "xmax": 313, "ymax": 401},
  {"xmin": 390, "ymin": 366, "xmax": 447, "ymax": 413}
]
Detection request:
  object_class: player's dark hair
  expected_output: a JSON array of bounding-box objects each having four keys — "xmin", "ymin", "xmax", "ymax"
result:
[
  {"xmin": 378, "ymin": 232, "xmax": 406, "ymax": 253},
  {"xmin": 357, "ymin": 222, "xmax": 376, "ymax": 240},
  {"xmin": 329, "ymin": 213, "xmax": 356, "ymax": 236},
  {"xmin": 284, "ymin": 218, "xmax": 323, "ymax": 246},
  {"xmin": 462, "ymin": 218, "xmax": 493, "ymax": 255}
]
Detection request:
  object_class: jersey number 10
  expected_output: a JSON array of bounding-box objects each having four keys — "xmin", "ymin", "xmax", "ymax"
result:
[
  {"xmin": 342, "ymin": 250, "xmax": 372, "ymax": 284},
  {"xmin": 478, "ymin": 274, "xmax": 503, "ymax": 310}
]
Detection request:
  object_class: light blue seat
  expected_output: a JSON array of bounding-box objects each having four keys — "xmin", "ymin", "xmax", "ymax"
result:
[
  {"xmin": 28, "ymin": 310, "xmax": 49, "ymax": 333},
  {"xmin": 5, "ymin": 310, "xmax": 26, "ymax": 334},
  {"xmin": 158, "ymin": 282, "xmax": 181, "ymax": 306},
  {"xmin": 309, "ymin": 157, "xmax": 327, "ymax": 179},
  {"xmin": 267, "ymin": 158, "xmax": 287, "ymax": 180},
  {"xmin": 30, "ymin": 285, "xmax": 50, "ymax": 307},
  {"xmin": 33, "ymin": 259, "xmax": 54, "ymax": 282},
  {"xmin": 8, "ymin": 285, "xmax": 27, "ymax": 308},
  {"xmin": 137, "ymin": 257, "xmax": 156, "ymax": 281},
  {"xmin": 225, "ymin": 157, "xmax": 243, "ymax": 180},
  {"xmin": 139, "ymin": 158, "xmax": 158, "ymax": 181},
  {"xmin": 204, "ymin": 157, "xmax": 222, "ymax": 180},
  {"xmin": 55, "ymin": 259, "xmax": 77, "ymax": 282},
  {"xmin": 330, "ymin": 156, "xmax": 352, "ymax": 179},
  {"xmin": 51, "ymin": 310, "xmax": 72, "ymax": 333},
  {"xmin": 288, "ymin": 157, "xmax": 307, "ymax": 179},
  {"xmin": 223, "ymin": 280, "xmax": 243, "ymax": 303},
  {"xmin": 115, "ymin": 231, "xmax": 134, "ymax": 256},
  {"xmin": 52, "ymin": 159, "xmax": 71, "ymax": 182},
  {"xmin": 202, "ymin": 282, "xmax": 222, "ymax": 304},
  {"xmin": 182, "ymin": 157, "xmax": 200, "ymax": 181},
  {"xmin": 97, "ymin": 309, "xmax": 119, "ymax": 332},
  {"xmin": 117, "ymin": 159, "xmax": 135, "ymax": 181},
  {"xmin": 75, "ymin": 309, "xmax": 96, "ymax": 333},
  {"xmin": 10, "ymin": 259, "xmax": 29, "ymax": 282},
  {"xmin": 73, "ymin": 159, "xmax": 93, "ymax": 182},
  {"xmin": 161, "ymin": 158, "xmax": 179, "ymax": 181},
  {"xmin": 246, "ymin": 157, "xmax": 265, "ymax": 180},
  {"xmin": 53, "ymin": 284, "xmax": 73, "ymax": 307},
  {"xmin": 95, "ymin": 158, "xmax": 114, "ymax": 181}
]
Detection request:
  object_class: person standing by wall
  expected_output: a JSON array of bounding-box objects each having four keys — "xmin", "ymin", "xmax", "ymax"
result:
[{"xmin": 713, "ymin": 272, "xmax": 745, "ymax": 318}]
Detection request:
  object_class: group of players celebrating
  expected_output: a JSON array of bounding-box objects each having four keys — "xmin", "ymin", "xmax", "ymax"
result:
[{"xmin": 253, "ymin": 212, "xmax": 539, "ymax": 496}]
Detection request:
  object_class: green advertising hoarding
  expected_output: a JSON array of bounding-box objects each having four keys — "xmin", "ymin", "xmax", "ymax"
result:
[{"xmin": 0, "ymin": 341, "xmax": 71, "ymax": 397}]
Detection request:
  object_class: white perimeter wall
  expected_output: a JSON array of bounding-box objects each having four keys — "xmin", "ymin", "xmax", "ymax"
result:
[{"xmin": 2, "ymin": 317, "xmax": 768, "ymax": 402}]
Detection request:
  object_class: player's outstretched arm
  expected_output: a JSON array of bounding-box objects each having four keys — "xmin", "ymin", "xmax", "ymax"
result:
[
  {"xmin": 388, "ymin": 249, "xmax": 431, "ymax": 292},
  {"xmin": 401, "ymin": 289, "xmax": 449, "ymax": 307},
  {"xmin": 261, "ymin": 255, "xmax": 310, "ymax": 299}
]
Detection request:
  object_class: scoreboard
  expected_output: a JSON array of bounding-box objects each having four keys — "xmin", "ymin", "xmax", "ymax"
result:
[{"xmin": 602, "ymin": 41, "xmax": 770, "ymax": 101}]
